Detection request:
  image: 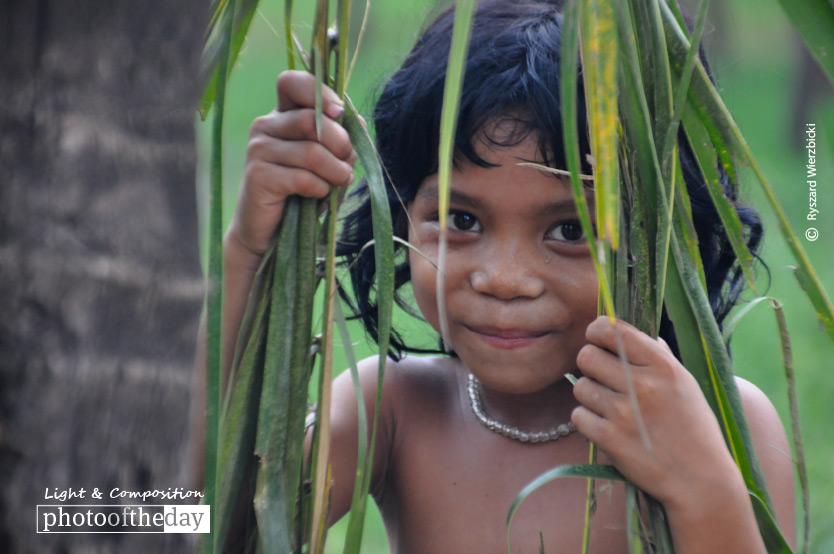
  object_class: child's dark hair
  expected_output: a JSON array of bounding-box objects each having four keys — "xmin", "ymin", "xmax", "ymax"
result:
[{"xmin": 336, "ymin": 0, "xmax": 763, "ymax": 360}]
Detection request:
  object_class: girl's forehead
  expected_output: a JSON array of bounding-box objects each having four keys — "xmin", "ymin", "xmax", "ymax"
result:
[
  {"xmin": 417, "ymin": 147, "xmax": 578, "ymax": 207},
  {"xmin": 471, "ymin": 125, "xmax": 546, "ymax": 166}
]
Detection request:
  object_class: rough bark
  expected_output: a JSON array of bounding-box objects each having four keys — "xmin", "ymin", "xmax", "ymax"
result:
[{"xmin": 0, "ymin": 1, "xmax": 206, "ymax": 552}]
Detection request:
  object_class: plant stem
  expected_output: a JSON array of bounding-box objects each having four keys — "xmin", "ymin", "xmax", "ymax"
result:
[{"xmin": 205, "ymin": 1, "xmax": 238, "ymax": 551}]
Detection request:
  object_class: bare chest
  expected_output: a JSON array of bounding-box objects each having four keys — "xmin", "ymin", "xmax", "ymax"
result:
[{"xmin": 379, "ymin": 419, "xmax": 629, "ymax": 554}]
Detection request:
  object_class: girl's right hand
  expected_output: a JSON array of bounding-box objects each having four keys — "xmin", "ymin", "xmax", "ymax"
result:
[{"xmin": 225, "ymin": 70, "xmax": 357, "ymax": 265}]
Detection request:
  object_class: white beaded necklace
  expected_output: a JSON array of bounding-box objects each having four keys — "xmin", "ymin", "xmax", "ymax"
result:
[{"xmin": 467, "ymin": 374, "xmax": 577, "ymax": 443}]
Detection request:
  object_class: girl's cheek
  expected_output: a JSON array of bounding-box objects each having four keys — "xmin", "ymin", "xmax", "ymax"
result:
[
  {"xmin": 408, "ymin": 252, "xmax": 441, "ymax": 330},
  {"xmin": 408, "ymin": 222, "xmax": 441, "ymax": 260}
]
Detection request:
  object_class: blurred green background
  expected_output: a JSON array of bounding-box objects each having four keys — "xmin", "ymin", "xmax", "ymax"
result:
[{"xmin": 197, "ymin": 0, "xmax": 834, "ymax": 551}]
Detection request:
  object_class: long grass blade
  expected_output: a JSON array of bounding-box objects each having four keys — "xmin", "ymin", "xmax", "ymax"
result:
[
  {"xmin": 654, "ymin": 0, "xmax": 713, "ymax": 319},
  {"xmin": 286, "ymin": 199, "xmax": 320, "ymax": 545},
  {"xmin": 285, "ymin": 0, "xmax": 295, "ymax": 70},
  {"xmin": 680, "ymin": 108, "xmax": 757, "ymax": 290},
  {"xmin": 346, "ymin": 0, "xmax": 372, "ymax": 88},
  {"xmin": 558, "ymin": 0, "xmax": 616, "ymax": 320},
  {"xmin": 214, "ymin": 253, "xmax": 274, "ymax": 551},
  {"xmin": 661, "ymin": 2, "xmax": 834, "ymax": 347},
  {"xmin": 204, "ymin": 0, "xmax": 239, "ymax": 548},
  {"xmin": 581, "ymin": 443, "xmax": 598, "ymax": 554},
  {"xmin": 624, "ymin": 483, "xmax": 642, "ymax": 554},
  {"xmin": 774, "ymin": 0, "xmax": 834, "ymax": 85},
  {"xmin": 665, "ymin": 229, "xmax": 797, "ymax": 554},
  {"xmin": 334, "ymin": 0, "xmax": 351, "ymax": 98},
  {"xmin": 251, "ymin": 198, "xmax": 301, "ymax": 553},
  {"xmin": 309, "ymin": 3, "xmax": 352, "ymax": 550},
  {"xmin": 312, "ymin": 0, "xmax": 328, "ymax": 142},
  {"xmin": 435, "ymin": 0, "xmax": 476, "ymax": 351},
  {"xmin": 280, "ymin": 31, "xmax": 390, "ymax": 549},
  {"xmin": 664, "ymin": 250, "xmax": 782, "ymax": 552},
  {"xmin": 334, "ymin": 298, "xmax": 370, "ymax": 516},
  {"xmin": 647, "ymin": 497, "xmax": 674, "ymax": 553},
  {"xmin": 578, "ymin": 0, "xmax": 620, "ymax": 249},
  {"xmin": 200, "ymin": 0, "xmax": 261, "ymax": 119},
  {"xmin": 672, "ymin": 160, "xmax": 707, "ymax": 287},
  {"xmin": 750, "ymin": 492, "xmax": 794, "ymax": 554},
  {"xmin": 660, "ymin": 0, "xmax": 708, "ymax": 172},
  {"xmin": 308, "ymin": 210, "xmax": 337, "ymax": 554},
  {"xmin": 721, "ymin": 296, "xmax": 771, "ymax": 345},
  {"xmin": 617, "ymin": 0, "xmax": 668, "ymax": 330},
  {"xmin": 341, "ymin": 101, "xmax": 395, "ymax": 553},
  {"xmin": 770, "ymin": 299, "xmax": 810, "ymax": 554},
  {"xmin": 560, "ymin": 7, "xmax": 623, "ymax": 549},
  {"xmin": 668, "ymin": 227, "xmax": 766, "ymax": 495},
  {"xmin": 507, "ymin": 464, "xmax": 626, "ymax": 554}
]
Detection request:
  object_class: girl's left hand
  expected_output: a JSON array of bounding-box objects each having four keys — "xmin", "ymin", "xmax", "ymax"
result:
[{"xmin": 571, "ymin": 316, "xmax": 740, "ymax": 507}]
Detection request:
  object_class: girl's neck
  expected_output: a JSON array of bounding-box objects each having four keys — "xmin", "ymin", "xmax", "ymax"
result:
[{"xmin": 461, "ymin": 366, "xmax": 578, "ymax": 433}]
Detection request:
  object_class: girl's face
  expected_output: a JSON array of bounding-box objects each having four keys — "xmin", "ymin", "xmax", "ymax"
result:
[{"xmin": 407, "ymin": 132, "xmax": 599, "ymax": 395}]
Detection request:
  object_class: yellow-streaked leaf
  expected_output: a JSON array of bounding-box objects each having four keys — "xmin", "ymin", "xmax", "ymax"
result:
[{"xmin": 579, "ymin": 0, "xmax": 620, "ymax": 249}]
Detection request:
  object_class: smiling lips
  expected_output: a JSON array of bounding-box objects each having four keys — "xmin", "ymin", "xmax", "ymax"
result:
[{"xmin": 466, "ymin": 325, "xmax": 549, "ymax": 349}]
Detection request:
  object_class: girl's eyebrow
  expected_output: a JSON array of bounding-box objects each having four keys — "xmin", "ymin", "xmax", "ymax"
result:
[
  {"xmin": 535, "ymin": 199, "xmax": 581, "ymax": 218},
  {"xmin": 416, "ymin": 182, "xmax": 484, "ymax": 211},
  {"xmin": 417, "ymin": 182, "xmax": 586, "ymax": 218}
]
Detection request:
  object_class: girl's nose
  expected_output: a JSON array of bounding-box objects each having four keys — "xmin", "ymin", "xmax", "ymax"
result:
[{"xmin": 469, "ymin": 246, "xmax": 545, "ymax": 300}]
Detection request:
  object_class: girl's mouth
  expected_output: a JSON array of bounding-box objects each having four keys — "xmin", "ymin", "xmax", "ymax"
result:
[{"xmin": 465, "ymin": 325, "xmax": 549, "ymax": 349}]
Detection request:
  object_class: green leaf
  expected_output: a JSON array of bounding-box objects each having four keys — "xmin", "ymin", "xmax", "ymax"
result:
[
  {"xmin": 579, "ymin": 0, "xmax": 620, "ymax": 249},
  {"xmin": 770, "ymin": 299, "xmax": 810, "ymax": 554},
  {"xmin": 664, "ymin": 227, "xmax": 794, "ymax": 553},
  {"xmin": 199, "ymin": 0, "xmax": 261, "ymax": 119},
  {"xmin": 334, "ymin": 299, "xmax": 370, "ymax": 527},
  {"xmin": 661, "ymin": 0, "xmax": 709, "ymax": 172},
  {"xmin": 334, "ymin": 0, "xmax": 352, "ymax": 98},
  {"xmin": 616, "ymin": 0, "xmax": 667, "ymax": 332},
  {"xmin": 311, "ymin": 0, "xmax": 328, "ymax": 142},
  {"xmin": 647, "ymin": 497, "xmax": 674, "ymax": 553},
  {"xmin": 672, "ymin": 159, "xmax": 707, "ymax": 288},
  {"xmin": 435, "ymin": 0, "xmax": 476, "ymax": 349},
  {"xmin": 727, "ymin": 298, "xmax": 810, "ymax": 553},
  {"xmin": 507, "ymin": 464, "xmax": 626, "ymax": 554},
  {"xmin": 661, "ymin": 2, "xmax": 834, "ymax": 348},
  {"xmin": 624, "ymin": 483, "xmax": 642, "ymax": 554},
  {"xmin": 214, "ymin": 252, "xmax": 274, "ymax": 552},
  {"xmin": 668, "ymin": 227, "xmax": 765, "ymax": 495},
  {"xmin": 680, "ymin": 107, "xmax": 756, "ymax": 290},
  {"xmin": 774, "ymin": 0, "xmax": 834, "ymax": 86},
  {"xmin": 750, "ymin": 491, "xmax": 794, "ymax": 554},
  {"xmin": 285, "ymin": 0, "xmax": 296, "ymax": 70},
  {"xmin": 307, "ymin": 3, "xmax": 339, "ymax": 551},
  {"xmin": 721, "ymin": 297, "xmax": 771, "ymax": 345},
  {"xmin": 204, "ymin": 0, "xmax": 238, "ymax": 548},
  {"xmin": 252, "ymin": 198, "xmax": 302, "ymax": 554},
  {"xmin": 341, "ymin": 101, "xmax": 395, "ymax": 554},
  {"xmin": 560, "ymin": 0, "xmax": 616, "ymax": 320}
]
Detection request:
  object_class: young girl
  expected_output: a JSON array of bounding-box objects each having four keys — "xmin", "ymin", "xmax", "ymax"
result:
[{"xmin": 220, "ymin": 1, "xmax": 796, "ymax": 552}]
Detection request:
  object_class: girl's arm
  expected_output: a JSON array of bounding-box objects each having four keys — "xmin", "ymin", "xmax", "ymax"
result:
[{"xmin": 571, "ymin": 316, "xmax": 795, "ymax": 554}]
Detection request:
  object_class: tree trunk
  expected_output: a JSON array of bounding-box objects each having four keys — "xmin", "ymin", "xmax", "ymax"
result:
[{"xmin": 0, "ymin": 1, "xmax": 206, "ymax": 552}]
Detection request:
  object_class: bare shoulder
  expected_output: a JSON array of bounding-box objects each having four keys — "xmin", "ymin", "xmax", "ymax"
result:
[
  {"xmin": 325, "ymin": 353, "xmax": 460, "ymax": 517},
  {"xmin": 734, "ymin": 377, "xmax": 797, "ymax": 545},
  {"xmin": 336, "ymin": 353, "xmax": 460, "ymax": 417},
  {"xmin": 734, "ymin": 377, "xmax": 790, "ymax": 458}
]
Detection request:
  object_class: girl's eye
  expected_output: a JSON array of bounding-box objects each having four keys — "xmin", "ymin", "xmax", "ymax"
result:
[
  {"xmin": 546, "ymin": 221, "xmax": 585, "ymax": 242},
  {"xmin": 449, "ymin": 211, "xmax": 481, "ymax": 232}
]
